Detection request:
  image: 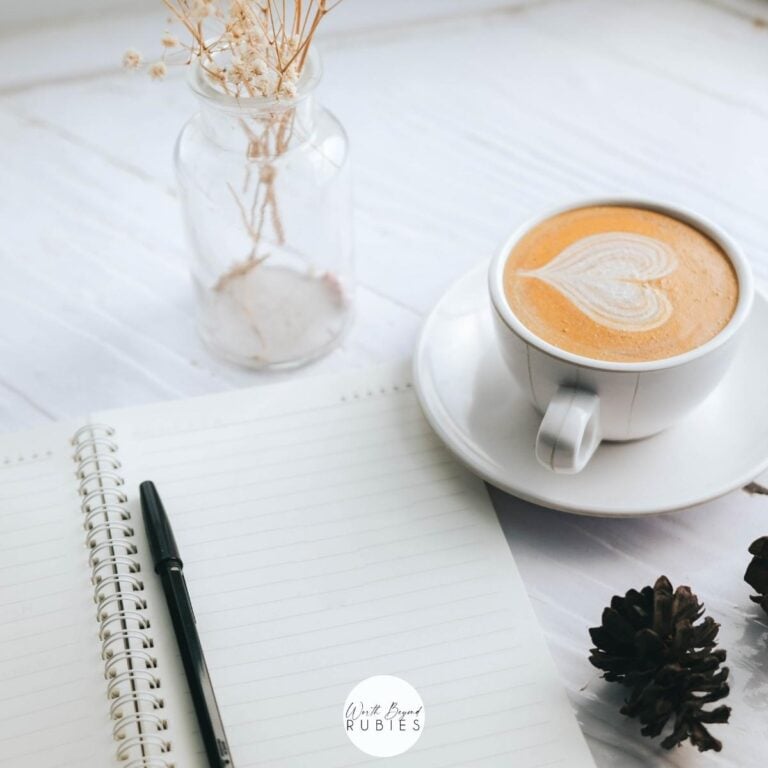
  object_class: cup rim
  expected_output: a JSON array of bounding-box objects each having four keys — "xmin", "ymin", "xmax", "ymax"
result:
[{"xmin": 488, "ymin": 197, "xmax": 755, "ymax": 373}]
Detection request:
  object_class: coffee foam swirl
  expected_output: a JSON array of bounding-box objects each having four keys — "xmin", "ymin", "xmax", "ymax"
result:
[{"xmin": 518, "ymin": 232, "xmax": 678, "ymax": 332}]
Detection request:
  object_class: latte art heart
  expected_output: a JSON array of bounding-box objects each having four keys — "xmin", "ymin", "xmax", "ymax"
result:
[
  {"xmin": 504, "ymin": 205, "xmax": 739, "ymax": 362},
  {"xmin": 518, "ymin": 232, "xmax": 679, "ymax": 332}
]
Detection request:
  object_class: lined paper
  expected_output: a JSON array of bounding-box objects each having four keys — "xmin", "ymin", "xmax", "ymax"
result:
[
  {"xmin": 0, "ymin": 424, "xmax": 115, "ymax": 768},
  {"xmin": 104, "ymin": 365, "xmax": 595, "ymax": 768}
]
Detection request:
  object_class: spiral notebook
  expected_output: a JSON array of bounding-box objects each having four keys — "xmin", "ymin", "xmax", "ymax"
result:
[{"xmin": 0, "ymin": 364, "xmax": 595, "ymax": 768}]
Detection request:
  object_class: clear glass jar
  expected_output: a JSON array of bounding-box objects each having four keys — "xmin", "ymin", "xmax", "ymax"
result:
[{"xmin": 175, "ymin": 50, "xmax": 354, "ymax": 369}]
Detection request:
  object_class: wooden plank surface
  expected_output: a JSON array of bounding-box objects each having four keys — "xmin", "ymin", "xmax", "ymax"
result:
[
  {"xmin": 2, "ymin": 0, "xmax": 766, "ymax": 428},
  {"xmin": 1, "ymin": 0, "xmax": 768, "ymax": 765}
]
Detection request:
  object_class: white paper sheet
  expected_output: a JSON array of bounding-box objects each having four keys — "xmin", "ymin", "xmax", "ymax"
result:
[
  {"xmin": 0, "ymin": 424, "xmax": 115, "ymax": 768},
  {"xmin": 104, "ymin": 365, "xmax": 596, "ymax": 768}
]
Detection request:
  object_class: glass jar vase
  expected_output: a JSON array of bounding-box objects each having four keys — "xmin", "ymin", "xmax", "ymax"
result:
[{"xmin": 175, "ymin": 50, "xmax": 353, "ymax": 369}]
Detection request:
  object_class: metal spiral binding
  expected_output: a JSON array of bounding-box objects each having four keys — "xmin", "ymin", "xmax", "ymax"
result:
[{"xmin": 72, "ymin": 424, "xmax": 174, "ymax": 768}]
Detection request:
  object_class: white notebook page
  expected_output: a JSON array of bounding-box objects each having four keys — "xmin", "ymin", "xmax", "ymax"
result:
[
  {"xmin": 0, "ymin": 424, "xmax": 115, "ymax": 768},
  {"xmin": 103, "ymin": 365, "xmax": 596, "ymax": 768}
]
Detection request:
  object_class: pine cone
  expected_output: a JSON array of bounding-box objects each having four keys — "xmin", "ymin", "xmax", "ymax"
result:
[
  {"xmin": 589, "ymin": 576, "xmax": 730, "ymax": 752},
  {"xmin": 745, "ymin": 536, "xmax": 768, "ymax": 615}
]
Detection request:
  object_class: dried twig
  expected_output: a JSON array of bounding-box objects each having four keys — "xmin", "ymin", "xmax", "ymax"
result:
[
  {"xmin": 129, "ymin": 1, "xmax": 338, "ymax": 100},
  {"xmin": 125, "ymin": 1, "xmax": 341, "ymax": 293}
]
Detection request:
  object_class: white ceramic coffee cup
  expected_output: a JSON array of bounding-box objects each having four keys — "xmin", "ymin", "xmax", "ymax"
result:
[{"xmin": 488, "ymin": 198, "xmax": 754, "ymax": 474}]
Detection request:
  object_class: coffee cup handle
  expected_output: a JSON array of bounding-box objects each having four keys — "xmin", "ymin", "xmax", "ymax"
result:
[{"xmin": 535, "ymin": 387, "xmax": 602, "ymax": 473}]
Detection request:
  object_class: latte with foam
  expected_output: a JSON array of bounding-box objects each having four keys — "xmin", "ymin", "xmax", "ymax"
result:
[{"xmin": 503, "ymin": 205, "xmax": 739, "ymax": 362}]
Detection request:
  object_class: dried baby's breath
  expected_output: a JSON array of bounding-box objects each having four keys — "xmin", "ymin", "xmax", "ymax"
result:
[
  {"xmin": 125, "ymin": 0, "xmax": 342, "ymax": 99},
  {"xmin": 160, "ymin": 32, "xmax": 179, "ymax": 48},
  {"xmin": 122, "ymin": 48, "xmax": 143, "ymax": 70},
  {"xmin": 148, "ymin": 61, "xmax": 168, "ymax": 80},
  {"xmin": 125, "ymin": 1, "xmax": 344, "ymax": 298}
]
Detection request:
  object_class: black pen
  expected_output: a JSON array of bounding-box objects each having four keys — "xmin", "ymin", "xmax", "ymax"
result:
[{"xmin": 140, "ymin": 480, "xmax": 234, "ymax": 768}]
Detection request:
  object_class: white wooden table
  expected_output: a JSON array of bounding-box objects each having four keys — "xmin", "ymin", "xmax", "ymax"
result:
[{"xmin": 2, "ymin": 1, "xmax": 768, "ymax": 765}]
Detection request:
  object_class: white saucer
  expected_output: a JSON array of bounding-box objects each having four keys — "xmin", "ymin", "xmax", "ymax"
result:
[{"xmin": 413, "ymin": 264, "xmax": 768, "ymax": 517}]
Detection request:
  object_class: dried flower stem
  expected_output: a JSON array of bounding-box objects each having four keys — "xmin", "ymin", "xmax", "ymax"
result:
[{"xmin": 127, "ymin": 0, "xmax": 343, "ymax": 292}]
